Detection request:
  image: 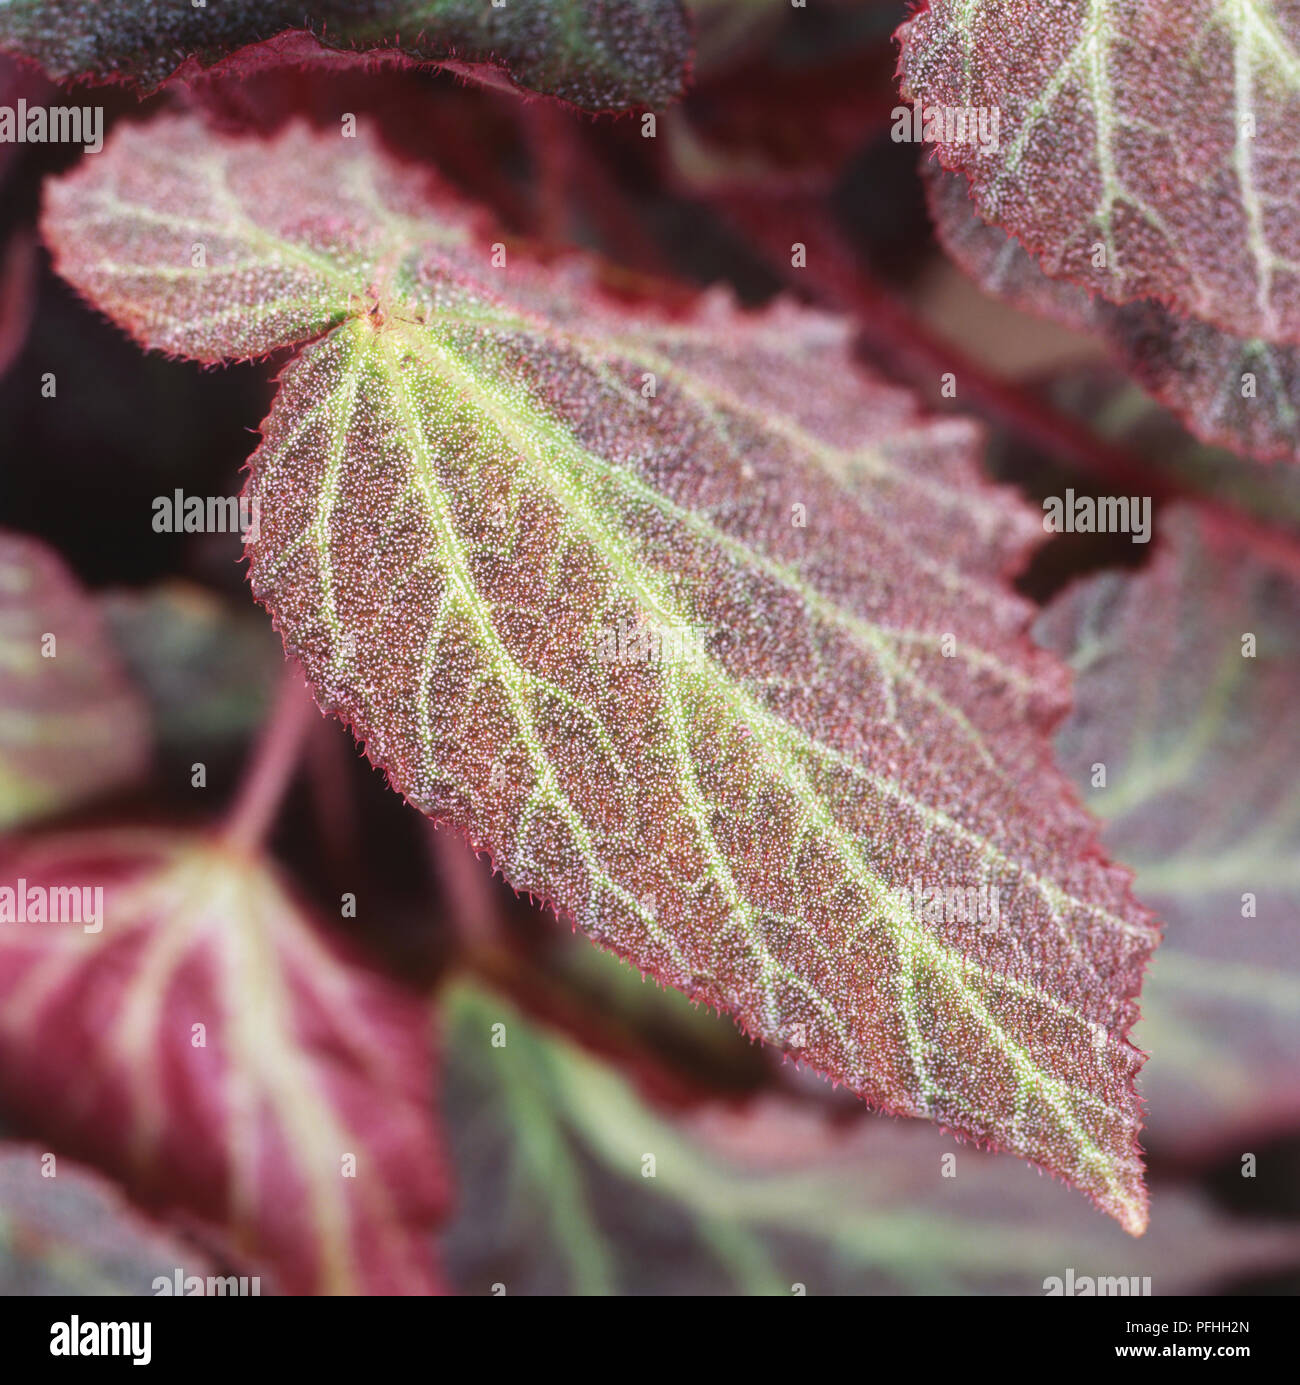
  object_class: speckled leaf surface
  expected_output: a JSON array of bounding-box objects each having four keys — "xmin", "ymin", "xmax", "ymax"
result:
[
  {"xmin": 899, "ymin": 0, "xmax": 1300, "ymax": 344},
  {"xmin": 0, "ymin": 1142, "xmax": 218, "ymax": 1295},
  {"xmin": 440, "ymin": 981, "xmax": 1300, "ymax": 1293},
  {"xmin": 1039, "ymin": 506, "xmax": 1300, "ymax": 1155},
  {"xmin": 0, "ymin": 532, "xmax": 149, "ymax": 832},
  {"xmin": 0, "ymin": 0, "xmax": 691, "ymax": 111},
  {"xmin": 926, "ymin": 164, "xmax": 1300, "ymax": 464},
  {"xmin": 0, "ymin": 830, "xmax": 450, "ymax": 1293},
  {"xmin": 44, "ymin": 113, "xmax": 1160, "ymax": 1231}
]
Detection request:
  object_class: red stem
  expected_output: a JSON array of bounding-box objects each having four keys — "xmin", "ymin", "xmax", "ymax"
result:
[
  {"xmin": 221, "ymin": 665, "xmax": 317, "ymax": 852},
  {"xmin": 0, "ymin": 229, "xmax": 37, "ymax": 381},
  {"xmin": 427, "ymin": 823, "xmax": 504, "ymax": 947},
  {"xmin": 304, "ymin": 714, "xmax": 364, "ymax": 886},
  {"xmin": 523, "ymin": 101, "xmax": 579, "ymax": 249}
]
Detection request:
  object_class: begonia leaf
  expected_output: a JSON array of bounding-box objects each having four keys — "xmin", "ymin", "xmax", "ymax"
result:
[
  {"xmin": 0, "ymin": 0, "xmax": 691, "ymax": 111},
  {"xmin": 0, "ymin": 829, "xmax": 450, "ymax": 1293},
  {"xmin": 1038, "ymin": 505, "xmax": 1300, "ymax": 1155},
  {"xmin": 43, "ymin": 112, "xmax": 1162, "ymax": 1231},
  {"xmin": 899, "ymin": 0, "xmax": 1300, "ymax": 343}
]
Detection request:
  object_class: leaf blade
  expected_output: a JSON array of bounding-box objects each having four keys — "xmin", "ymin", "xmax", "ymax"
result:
[
  {"xmin": 0, "ymin": 1142, "xmax": 221, "ymax": 1295},
  {"xmin": 925, "ymin": 162, "xmax": 1300, "ymax": 465},
  {"xmin": 0, "ymin": 0, "xmax": 691, "ymax": 111},
  {"xmin": 0, "ymin": 829, "xmax": 450, "ymax": 1293},
  {"xmin": 899, "ymin": 0, "xmax": 1300, "ymax": 344},
  {"xmin": 44, "ymin": 113, "xmax": 1161, "ymax": 1231},
  {"xmin": 1038, "ymin": 505, "xmax": 1300, "ymax": 1155},
  {"xmin": 441, "ymin": 978, "xmax": 1300, "ymax": 1293}
]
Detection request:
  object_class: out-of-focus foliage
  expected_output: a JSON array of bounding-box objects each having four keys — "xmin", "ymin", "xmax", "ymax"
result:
[
  {"xmin": 0, "ymin": 1143, "xmax": 216, "ymax": 1295},
  {"xmin": 0, "ymin": 531, "xmax": 149, "ymax": 830},
  {"xmin": 0, "ymin": 0, "xmax": 692, "ymax": 110},
  {"xmin": 0, "ymin": 830, "xmax": 449, "ymax": 1293},
  {"xmin": 102, "ymin": 583, "xmax": 280, "ymax": 753},
  {"xmin": 1040, "ymin": 505, "xmax": 1300, "ymax": 1155},
  {"xmin": 439, "ymin": 976, "xmax": 1300, "ymax": 1294}
]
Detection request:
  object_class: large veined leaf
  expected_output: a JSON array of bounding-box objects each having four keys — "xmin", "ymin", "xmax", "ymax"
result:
[
  {"xmin": 0, "ymin": 0, "xmax": 691, "ymax": 111},
  {"xmin": 899, "ymin": 0, "xmax": 1300, "ymax": 345},
  {"xmin": 0, "ymin": 532, "xmax": 149, "ymax": 832},
  {"xmin": 440, "ymin": 980, "xmax": 1300, "ymax": 1293},
  {"xmin": 43, "ymin": 113, "xmax": 1160, "ymax": 1231},
  {"xmin": 926, "ymin": 164, "xmax": 1300, "ymax": 466},
  {"xmin": 0, "ymin": 1142, "xmax": 218, "ymax": 1295},
  {"xmin": 0, "ymin": 829, "xmax": 450, "ymax": 1293},
  {"xmin": 1038, "ymin": 505, "xmax": 1300, "ymax": 1155}
]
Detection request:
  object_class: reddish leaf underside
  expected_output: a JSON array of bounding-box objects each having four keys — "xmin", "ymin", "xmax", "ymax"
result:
[
  {"xmin": 1038, "ymin": 505, "xmax": 1300, "ymax": 1155},
  {"xmin": 899, "ymin": 0, "xmax": 1300, "ymax": 345},
  {"xmin": 925, "ymin": 163, "xmax": 1300, "ymax": 466},
  {"xmin": 0, "ymin": 830, "xmax": 450, "ymax": 1293},
  {"xmin": 0, "ymin": 531, "xmax": 149, "ymax": 831},
  {"xmin": 0, "ymin": 0, "xmax": 692, "ymax": 112},
  {"xmin": 43, "ymin": 113, "xmax": 1159, "ymax": 1231}
]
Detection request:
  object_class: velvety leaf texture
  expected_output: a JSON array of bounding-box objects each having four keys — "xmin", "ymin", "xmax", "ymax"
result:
[
  {"xmin": 0, "ymin": 830, "xmax": 450, "ymax": 1293},
  {"xmin": 441, "ymin": 981, "xmax": 1300, "ymax": 1293},
  {"xmin": 0, "ymin": 0, "xmax": 691, "ymax": 111},
  {"xmin": 926, "ymin": 164, "xmax": 1300, "ymax": 465},
  {"xmin": 0, "ymin": 1142, "xmax": 218, "ymax": 1295},
  {"xmin": 899, "ymin": 0, "xmax": 1300, "ymax": 344},
  {"xmin": 1038, "ymin": 505, "xmax": 1300, "ymax": 1155},
  {"xmin": 44, "ymin": 114, "xmax": 1160, "ymax": 1231},
  {"xmin": 0, "ymin": 531, "xmax": 149, "ymax": 831}
]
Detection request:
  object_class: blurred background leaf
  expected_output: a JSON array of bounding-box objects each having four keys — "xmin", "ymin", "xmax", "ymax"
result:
[
  {"xmin": 1039, "ymin": 505, "xmax": 1300, "ymax": 1162},
  {"xmin": 0, "ymin": 531, "xmax": 149, "ymax": 830},
  {"xmin": 0, "ymin": 1142, "xmax": 216, "ymax": 1295},
  {"xmin": 439, "ymin": 975, "xmax": 1300, "ymax": 1295},
  {"xmin": 102, "ymin": 582, "xmax": 280, "ymax": 754}
]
